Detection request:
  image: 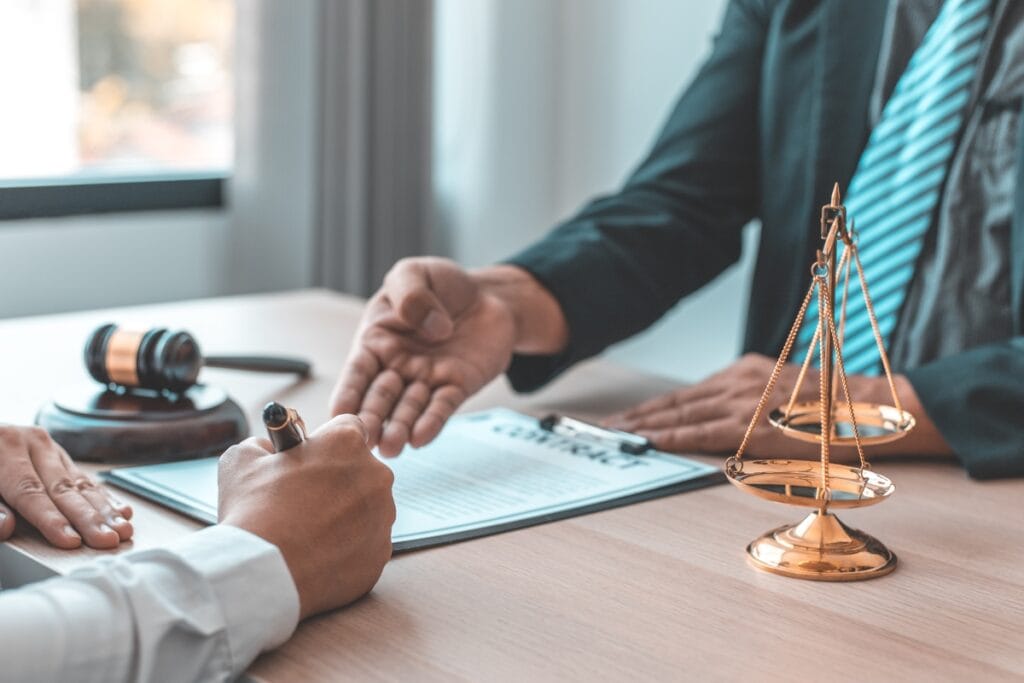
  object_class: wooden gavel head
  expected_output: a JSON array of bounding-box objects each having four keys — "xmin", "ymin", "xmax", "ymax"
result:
[{"xmin": 85, "ymin": 324, "xmax": 203, "ymax": 394}]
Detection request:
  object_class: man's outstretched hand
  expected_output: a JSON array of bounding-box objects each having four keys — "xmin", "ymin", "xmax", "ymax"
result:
[
  {"xmin": 331, "ymin": 258, "xmax": 569, "ymax": 456},
  {"xmin": 331, "ymin": 258, "xmax": 517, "ymax": 456}
]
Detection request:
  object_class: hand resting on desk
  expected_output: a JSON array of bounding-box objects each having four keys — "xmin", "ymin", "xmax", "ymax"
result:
[
  {"xmin": 0, "ymin": 424, "xmax": 133, "ymax": 549},
  {"xmin": 603, "ymin": 353, "xmax": 953, "ymax": 459}
]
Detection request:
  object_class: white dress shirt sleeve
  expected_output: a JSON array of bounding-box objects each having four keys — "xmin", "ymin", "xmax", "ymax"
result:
[{"xmin": 0, "ymin": 524, "xmax": 300, "ymax": 683}]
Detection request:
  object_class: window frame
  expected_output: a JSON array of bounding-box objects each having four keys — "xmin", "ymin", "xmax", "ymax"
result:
[
  {"xmin": 0, "ymin": 0, "xmax": 433, "ymax": 318},
  {"xmin": 0, "ymin": 173, "xmax": 224, "ymax": 220},
  {"xmin": 0, "ymin": 0, "xmax": 232, "ymax": 221}
]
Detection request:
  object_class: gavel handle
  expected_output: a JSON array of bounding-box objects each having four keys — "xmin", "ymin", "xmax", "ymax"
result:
[{"xmin": 204, "ymin": 355, "xmax": 312, "ymax": 377}]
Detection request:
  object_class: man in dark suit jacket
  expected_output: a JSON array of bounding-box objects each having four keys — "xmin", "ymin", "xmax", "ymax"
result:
[{"xmin": 331, "ymin": 0, "xmax": 1024, "ymax": 479}]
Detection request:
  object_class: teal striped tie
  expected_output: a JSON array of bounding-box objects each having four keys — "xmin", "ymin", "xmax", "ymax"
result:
[{"xmin": 794, "ymin": 0, "xmax": 991, "ymax": 375}]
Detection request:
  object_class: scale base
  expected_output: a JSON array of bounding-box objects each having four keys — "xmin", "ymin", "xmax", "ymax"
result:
[{"xmin": 746, "ymin": 510, "xmax": 896, "ymax": 581}]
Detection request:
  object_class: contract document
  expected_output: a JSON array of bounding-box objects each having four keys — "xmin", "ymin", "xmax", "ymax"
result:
[{"xmin": 103, "ymin": 409, "xmax": 722, "ymax": 551}]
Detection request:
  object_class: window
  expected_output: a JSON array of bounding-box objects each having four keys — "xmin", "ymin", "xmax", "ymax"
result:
[{"xmin": 0, "ymin": 0, "xmax": 234, "ymax": 218}]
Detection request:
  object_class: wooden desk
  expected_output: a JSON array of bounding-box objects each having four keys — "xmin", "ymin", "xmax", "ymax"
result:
[{"xmin": 1, "ymin": 290, "xmax": 1022, "ymax": 681}]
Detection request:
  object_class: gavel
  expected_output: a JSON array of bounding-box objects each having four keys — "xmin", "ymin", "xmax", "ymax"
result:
[{"xmin": 85, "ymin": 323, "xmax": 311, "ymax": 394}]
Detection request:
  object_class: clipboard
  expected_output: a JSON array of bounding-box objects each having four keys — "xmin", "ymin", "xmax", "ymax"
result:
[{"xmin": 103, "ymin": 409, "xmax": 724, "ymax": 552}]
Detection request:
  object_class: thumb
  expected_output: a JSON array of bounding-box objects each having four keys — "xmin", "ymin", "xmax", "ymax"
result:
[{"xmin": 384, "ymin": 261, "xmax": 455, "ymax": 340}]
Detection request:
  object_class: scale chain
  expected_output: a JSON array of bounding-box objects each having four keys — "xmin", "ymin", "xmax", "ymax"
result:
[
  {"xmin": 815, "ymin": 276, "xmax": 832, "ymax": 497},
  {"xmin": 732, "ymin": 279, "xmax": 817, "ymax": 464},
  {"xmin": 784, "ymin": 323, "xmax": 819, "ymax": 421},
  {"xmin": 783, "ymin": 245, "xmax": 853, "ymax": 421},
  {"xmin": 850, "ymin": 244, "xmax": 905, "ymax": 415},
  {"xmin": 821, "ymin": 272, "xmax": 869, "ymax": 471},
  {"xmin": 833, "ymin": 243, "xmax": 855, "ymax": 405}
]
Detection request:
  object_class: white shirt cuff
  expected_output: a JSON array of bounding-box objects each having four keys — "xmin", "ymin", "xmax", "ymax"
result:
[{"xmin": 167, "ymin": 524, "xmax": 300, "ymax": 674}]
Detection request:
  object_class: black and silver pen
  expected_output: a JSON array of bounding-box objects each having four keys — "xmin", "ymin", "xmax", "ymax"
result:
[{"xmin": 262, "ymin": 401, "xmax": 307, "ymax": 452}]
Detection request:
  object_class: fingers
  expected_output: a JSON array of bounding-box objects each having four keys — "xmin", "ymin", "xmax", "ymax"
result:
[
  {"xmin": 330, "ymin": 349, "xmax": 380, "ymax": 417},
  {"xmin": 384, "ymin": 260, "xmax": 453, "ymax": 339},
  {"xmin": 608, "ymin": 381, "xmax": 727, "ymax": 425},
  {"xmin": 610, "ymin": 398, "xmax": 733, "ymax": 433},
  {"xmin": 222, "ymin": 436, "xmax": 274, "ymax": 465},
  {"xmin": 73, "ymin": 483, "xmax": 134, "ymax": 544},
  {"xmin": 251, "ymin": 436, "xmax": 275, "ymax": 452},
  {"xmin": 0, "ymin": 502, "xmax": 14, "ymax": 541},
  {"xmin": 57, "ymin": 447, "xmax": 134, "ymax": 522},
  {"xmin": 0, "ymin": 437, "xmax": 82, "ymax": 549},
  {"xmin": 379, "ymin": 381, "xmax": 430, "ymax": 457},
  {"xmin": 28, "ymin": 437, "xmax": 123, "ymax": 549},
  {"xmin": 358, "ymin": 369, "xmax": 405, "ymax": 448},
  {"xmin": 217, "ymin": 438, "xmax": 273, "ymax": 505},
  {"xmin": 312, "ymin": 413, "xmax": 370, "ymax": 446},
  {"xmin": 410, "ymin": 385, "xmax": 466, "ymax": 448},
  {"xmin": 637, "ymin": 419, "xmax": 738, "ymax": 455},
  {"xmin": 106, "ymin": 491, "xmax": 133, "ymax": 520}
]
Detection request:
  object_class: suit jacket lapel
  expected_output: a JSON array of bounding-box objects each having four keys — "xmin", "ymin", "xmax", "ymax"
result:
[
  {"xmin": 782, "ymin": 0, "xmax": 888, "ymax": 311},
  {"xmin": 754, "ymin": 0, "xmax": 890, "ymax": 352},
  {"xmin": 809, "ymin": 0, "xmax": 890, "ymax": 215}
]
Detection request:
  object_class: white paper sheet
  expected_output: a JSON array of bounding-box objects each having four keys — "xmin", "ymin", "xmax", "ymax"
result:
[{"xmin": 104, "ymin": 409, "xmax": 721, "ymax": 550}]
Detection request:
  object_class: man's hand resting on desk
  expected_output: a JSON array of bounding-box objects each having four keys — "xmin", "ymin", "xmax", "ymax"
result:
[
  {"xmin": 0, "ymin": 425, "xmax": 133, "ymax": 549},
  {"xmin": 604, "ymin": 353, "xmax": 953, "ymax": 459},
  {"xmin": 218, "ymin": 414, "xmax": 396, "ymax": 619},
  {"xmin": 330, "ymin": 258, "xmax": 567, "ymax": 456}
]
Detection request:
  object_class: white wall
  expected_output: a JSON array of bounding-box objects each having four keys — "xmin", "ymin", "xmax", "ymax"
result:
[
  {"xmin": 434, "ymin": 0, "xmax": 756, "ymax": 382},
  {"xmin": 0, "ymin": 210, "xmax": 230, "ymax": 319},
  {"xmin": 432, "ymin": 0, "xmax": 561, "ymax": 262}
]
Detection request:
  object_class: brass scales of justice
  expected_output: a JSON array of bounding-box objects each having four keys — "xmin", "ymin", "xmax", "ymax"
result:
[{"xmin": 724, "ymin": 184, "xmax": 915, "ymax": 581}]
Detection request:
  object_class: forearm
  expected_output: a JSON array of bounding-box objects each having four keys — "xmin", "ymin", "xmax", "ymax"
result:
[
  {"xmin": 469, "ymin": 265, "xmax": 955, "ymax": 461},
  {"xmin": 471, "ymin": 264, "xmax": 569, "ymax": 355},
  {"xmin": 0, "ymin": 579, "xmax": 133, "ymax": 683},
  {"xmin": 0, "ymin": 526, "xmax": 299, "ymax": 683}
]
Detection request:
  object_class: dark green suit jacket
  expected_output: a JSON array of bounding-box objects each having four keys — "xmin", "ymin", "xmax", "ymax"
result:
[{"xmin": 506, "ymin": 0, "xmax": 1024, "ymax": 479}]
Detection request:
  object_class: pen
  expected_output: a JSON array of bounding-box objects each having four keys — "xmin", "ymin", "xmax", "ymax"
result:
[
  {"xmin": 539, "ymin": 414, "xmax": 653, "ymax": 455},
  {"xmin": 262, "ymin": 401, "xmax": 307, "ymax": 452}
]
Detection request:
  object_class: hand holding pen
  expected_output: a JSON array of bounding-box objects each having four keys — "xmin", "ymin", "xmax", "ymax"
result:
[{"xmin": 222, "ymin": 405, "xmax": 395, "ymax": 619}]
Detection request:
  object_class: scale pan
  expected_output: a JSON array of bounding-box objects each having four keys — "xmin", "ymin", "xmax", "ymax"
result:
[
  {"xmin": 768, "ymin": 401, "xmax": 914, "ymax": 446},
  {"xmin": 724, "ymin": 458, "xmax": 894, "ymax": 509}
]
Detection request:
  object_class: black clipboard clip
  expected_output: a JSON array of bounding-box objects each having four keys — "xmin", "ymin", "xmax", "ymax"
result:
[{"xmin": 539, "ymin": 414, "xmax": 653, "ymax": 455}]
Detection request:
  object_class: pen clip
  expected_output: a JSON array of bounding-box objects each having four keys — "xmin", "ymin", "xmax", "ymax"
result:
[
  {"xmin": 287, "ymin": 408, "xmax": 307, "ymax": 440},
  {"xmin": 539, "ymin": 414, "xmax": 652, "ymax": 455}
]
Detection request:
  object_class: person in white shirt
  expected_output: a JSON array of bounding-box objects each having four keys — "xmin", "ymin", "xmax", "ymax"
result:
[{"xmin": 0, "ymin": 415, "xmax": 396, "ymax": 683}]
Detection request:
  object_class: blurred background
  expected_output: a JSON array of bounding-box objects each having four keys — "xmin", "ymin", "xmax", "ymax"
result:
[{"xmin": 0, "ymin": 0, "xmax": 755, "ymax": 382}]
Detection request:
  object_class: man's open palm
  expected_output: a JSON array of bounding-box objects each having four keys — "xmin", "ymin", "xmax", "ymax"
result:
[{"xmin": 330, "ymin": 258, "xmax": 517, "ymax": 456}]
